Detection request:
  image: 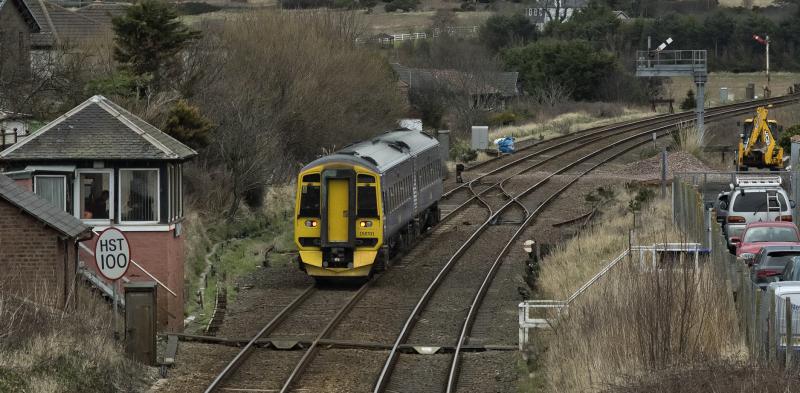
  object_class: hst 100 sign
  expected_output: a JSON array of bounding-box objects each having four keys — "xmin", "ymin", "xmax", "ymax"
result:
[{"xmin": 94, "ymin": 228, "xmax": 131, "ymax": 281}]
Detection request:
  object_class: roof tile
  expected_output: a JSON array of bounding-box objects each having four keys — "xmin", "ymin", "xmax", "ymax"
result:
[{"xmin": 0, "ymin": 174, "xmax": 89, "ymax": 238}]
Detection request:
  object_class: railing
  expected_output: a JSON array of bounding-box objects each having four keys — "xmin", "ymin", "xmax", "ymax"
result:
[
  {"xmin": 519, "ymin": 244, "xmax": 706, "ymax": 350},
  {"xmin": 636, "ymin": 50, "xmax": 707, "ymax": 70}
]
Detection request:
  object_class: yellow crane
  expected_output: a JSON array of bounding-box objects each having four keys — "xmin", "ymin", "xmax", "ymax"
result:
[{"xmin": 737, "ymin": 105, "xmax": 784, "ymax": 171}]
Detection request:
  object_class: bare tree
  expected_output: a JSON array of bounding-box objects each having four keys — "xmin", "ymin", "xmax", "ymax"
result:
[{"xmin": 189, "ymin": 10, "xmax": 404, "ymax": 218}]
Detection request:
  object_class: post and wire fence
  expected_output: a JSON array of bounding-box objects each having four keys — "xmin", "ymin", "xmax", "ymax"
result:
[{"xmin": 673, "ymin": 173, "xmax": 799, "ymax": 367}]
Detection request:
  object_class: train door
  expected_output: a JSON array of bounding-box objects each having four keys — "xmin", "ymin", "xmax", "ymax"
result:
[{"xmin": 327, "ymin": 178, "xmax": 350, "ymax": 243}]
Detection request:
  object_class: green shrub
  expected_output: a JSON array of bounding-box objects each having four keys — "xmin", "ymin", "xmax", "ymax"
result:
[
  {"xmin": 680, "ymin": 89, "xmax": 696, "ymax": 111},
  {"xmin": 488, "ymin": 111, "xmax": 518, "ymax": 126},
  {"xmin": 176, "ymin": 2, "xmax": 221, "ymax": 15},
  {"xmin": 778, "ymin": 124, "xmax": 800, "ymax": 153},
  {"xmin": 451, "ymin": 139, "xmax": 478, "ymax": 162},
  {"xmin": 385, "ymin": 0, "xmax": 418, "ymax": 11}
]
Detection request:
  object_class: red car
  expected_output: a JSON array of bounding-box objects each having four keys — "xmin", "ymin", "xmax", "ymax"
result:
[{"xmin": 731, "ymin": 222, "xmax": 800, "ymax": 261}]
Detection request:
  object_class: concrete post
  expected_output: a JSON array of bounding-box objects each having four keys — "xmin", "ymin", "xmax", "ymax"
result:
[
  {"xmin": 437, "ymin": 130, "xmax": 450, "ymax": 180},
  {"xmin": 694, "ymin": 72, "xmax": 707, "ymax": 139}
]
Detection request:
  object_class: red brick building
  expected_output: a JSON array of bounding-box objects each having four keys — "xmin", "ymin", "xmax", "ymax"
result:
[
  {"xmin": 0, "ymin": 174, "xmax": 91, "ymax": 307},
  {"xmin": 0, "ymin": 95, "xmax": 197, "ymax": 331}
]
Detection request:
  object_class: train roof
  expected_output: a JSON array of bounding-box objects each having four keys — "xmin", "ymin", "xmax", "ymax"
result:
[{"xmin": 302, "ymin": 129, "xmax": 439, "ymax": 173}]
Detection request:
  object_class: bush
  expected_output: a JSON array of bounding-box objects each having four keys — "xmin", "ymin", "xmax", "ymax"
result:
[
  {"xmin": 459, "ymin": 2, "xmax": 475, "ymax": 11},
  {"xmin": 778, "ymin": 124, "xmax": 800, "ymax": 153},
  {"xmin": 502, "ymin": 39, "xmax": 616, "ymax": 101},
  {"xmin": 450, "ymin": 139, "xmax": 478, "ymax": 162},
  {"xmin": 680, "ymin": 89, "xmax": 696, "ymax": 111},
  {"xmin": 384, "ymin": 0, "xmax": 418, "ymax": 12},
  {"xmin": 479, "ymin": 14, "xmax": 537, "ymax": 52},
  {"xmin": 176, "ymin": 2, "xmax": 221, "ymax": 15},
  {"xmin": 488, "ymin": 111, "xmax": 518, "ymax": 126}
]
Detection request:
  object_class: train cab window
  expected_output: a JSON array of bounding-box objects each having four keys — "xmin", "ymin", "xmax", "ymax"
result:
[
  {"xmin": 303, "ymin": 173, "xmax": 321, "ymax": 182},
  {"xmin": 299, "ymin": 184, "xmax": 321, "ymax": 217},
  {"xmin": 357, "ymin": 186, "xmax": 379, "ymax": 218}
]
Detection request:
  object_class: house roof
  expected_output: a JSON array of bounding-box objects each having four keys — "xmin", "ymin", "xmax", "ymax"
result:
[
  {"xmin": 391, "ymin": 63, "xmax": 519, "ymax": 97},
  {"xmin": 0, "ymin": 0, "xmax": 42, "ymax": 32},
  {"xmin": 0, "ymin": 95, "xmax": 197, "ymax": 161},
  {"xmin": 23, "ymin": 0, "xmax": 113, "ymax": 48},
  {"xmin": 74, "ymin": 2, "xmax": 130, "ymax": 26},
  {"xmin": 0, "ymin": 174, "xmax": 89, "ymax": 238}
]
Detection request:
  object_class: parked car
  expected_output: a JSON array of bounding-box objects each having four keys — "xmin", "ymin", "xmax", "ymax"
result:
[
  {"xmin": 750, "ymin": 246, "xmax": 800, "ymax": 289},
  {"xmin": 724, "ymin": 176, "xmax": 794, "ymax": 252},
  {"xmin": 764, "ymin": 282, "xmax": 800, "ymax": 357},
  {"xmin": 780, "ymin": 256, "xmax": 800, "ymax": 282},
  {"xmin": 731, "ymin": 221, "xmax": 800, "ymax": 258}
]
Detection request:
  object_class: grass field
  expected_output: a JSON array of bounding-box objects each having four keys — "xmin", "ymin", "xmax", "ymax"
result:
[
  {"xmin": 718, "ymin": 0, "xmax": 775, "ymax": 6},
  {"xmin": 182, "ymin": 7, "xmax": 491, "ymax": 34},
  {"xmin": 666, "ymin": 72, "xmax": 800, "ymax": 107}
]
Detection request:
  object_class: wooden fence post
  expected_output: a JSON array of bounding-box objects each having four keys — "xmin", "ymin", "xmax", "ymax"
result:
[
  {"xmin": 755, "ymin": 288, "xmax": 763, "ymax": 359},
  {"xmin": 768, "ymin": 292, "xmax": 776, "ymax": 364}
]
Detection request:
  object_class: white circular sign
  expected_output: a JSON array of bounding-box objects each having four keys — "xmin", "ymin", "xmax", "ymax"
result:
[
  {"xmin": 523, "ymin": 240, "xmax": 535, "ymax": 254},
  {"xmin": 95, "ymin": 228, "xmax": 131, "ymax": 281}
]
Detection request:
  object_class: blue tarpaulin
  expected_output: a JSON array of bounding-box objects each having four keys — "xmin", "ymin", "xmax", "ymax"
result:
[{"xmin": 494, "ymin": 137, "xmax": 515, "ymax": 153}]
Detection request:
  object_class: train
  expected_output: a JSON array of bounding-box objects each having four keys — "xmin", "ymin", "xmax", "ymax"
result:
[{"xmin": 294, "ymin": 129, "xmax": 444, "ymax": 279}]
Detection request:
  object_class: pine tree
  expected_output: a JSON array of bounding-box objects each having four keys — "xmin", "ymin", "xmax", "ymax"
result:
[
  {"xmin": 680, "ymin": 89, "xmax": 696, "ymax": 111},
  {"xmin": 112, "ymin": 0, "xmax": 200, "ymax": 85}
]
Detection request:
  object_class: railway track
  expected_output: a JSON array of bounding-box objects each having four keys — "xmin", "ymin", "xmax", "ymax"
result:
[{"xmin": 205, "ymin": 95, "xmax": 799, "ymax": 393}]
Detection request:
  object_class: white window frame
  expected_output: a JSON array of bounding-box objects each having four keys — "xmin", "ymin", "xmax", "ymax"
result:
[
  {"xmin": 118, "ymin": 168, "xmax": 160, "ymax": 225},
  {"xmin": 33, "ymin": 175, "xmax": 67, "ymax": 211},
  {"xmin": 74, "ymin": 169, "xmax": 114, "ymax": 225}
]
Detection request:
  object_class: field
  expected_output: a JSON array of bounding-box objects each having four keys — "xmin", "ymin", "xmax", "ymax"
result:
[
  {"xmin": 666, "ymin": 72, "xmax": 800, "ymax": 107},
  {"xmin": 182, "ymin": 7, "xmax": 492, "ymax": 34},
  {"xmin": 718, "ymin": 0, "xmax": 776, "ymax": 6}
]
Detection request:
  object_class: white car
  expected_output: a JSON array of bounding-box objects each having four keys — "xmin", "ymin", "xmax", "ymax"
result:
[
  {"xmin": 723, "ymin": 176, "xmax": 795, "ymax": 251},
  {"xmin": 765, "ymin": 282, "xmax": 800, "ymax": 355}
]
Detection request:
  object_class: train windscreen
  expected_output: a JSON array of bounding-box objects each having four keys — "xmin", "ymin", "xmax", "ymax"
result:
[
  {"xmin": 357, "ymin": 186, "xmax": 379, "ymax": 218},
  {"xmin": 299, "ymin": 185, "xmax": 321, "ymax": 217}
]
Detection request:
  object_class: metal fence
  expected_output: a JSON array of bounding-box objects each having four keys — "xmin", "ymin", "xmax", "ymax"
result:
[{"xmin": 673, "ymin": 174, "xmax": 800, "ymax": 366}]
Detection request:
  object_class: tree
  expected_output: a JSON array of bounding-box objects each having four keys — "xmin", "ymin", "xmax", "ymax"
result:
[
  {"xmin": 502, "ymin": 39, "xmax": 616, "ymax": 101},
  {"xmin": 479, "ymin": 14, "xmax": 537, "ymax": 52},
  {"xmin": 164, "ymin": 100, "xmax": 213, "ymax": 149},
  {"xmin": 193, "ymin": 11, "xmax": 404, "ymax": 218},
  {"xmin": 680, "ymin": 89, "xmax": 696, "ymax": 111},
  {"xmin": 112, "ymin": 0, "xmax": 200, "ymax": 87}
]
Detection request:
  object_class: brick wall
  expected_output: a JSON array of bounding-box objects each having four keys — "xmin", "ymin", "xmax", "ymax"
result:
[
  {"xmin": 81, "ymin": 229, "xmax": 185, "ymax": 332},
  {"xmin": 0, "ymin": 200, "xmax": 75, "ymax": 307}
]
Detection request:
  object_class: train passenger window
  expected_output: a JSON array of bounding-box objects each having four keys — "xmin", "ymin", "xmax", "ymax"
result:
[
  {"xmin": 299, "ymin": 185, "xmax": 321, "ymax": 217},
  {"xmin": 357, "ymin": 186, "xmax": 379, "ymax": 218}
]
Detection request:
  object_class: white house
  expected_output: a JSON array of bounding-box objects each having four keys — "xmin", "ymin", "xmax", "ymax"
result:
[{"xmin": 524, "ymin": 0, "xmax": 589, "ymax": 30}]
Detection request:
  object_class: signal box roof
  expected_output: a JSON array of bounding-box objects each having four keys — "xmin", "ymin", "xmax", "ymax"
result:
[{"xmin": 302, "ymin": 129, "xmax": 438, "ymax": 173}]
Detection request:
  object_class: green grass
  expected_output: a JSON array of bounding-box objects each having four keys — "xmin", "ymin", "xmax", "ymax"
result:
[{"xmin": 183, "ymin": 186, "xmax": 297, "ymax": 333}]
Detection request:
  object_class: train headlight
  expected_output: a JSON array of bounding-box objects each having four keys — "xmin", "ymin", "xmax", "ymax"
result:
[
  {"xmin": 359, "ymin": 221, "xmax": 373, "ymax": 228},
  {"xmin": 304, "ymin": 220, "xmax": 318, "ymax": 228}
]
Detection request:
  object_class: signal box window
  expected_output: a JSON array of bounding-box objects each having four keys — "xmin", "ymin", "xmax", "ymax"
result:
[
  {"xmin": 120, "ymin": 169, "xmax": 159, "ymax": 223},
  {"xmin": 78, "ymin": 172, "xmax": 111, "ymax": 221},
  {"xmin": 357, "ymin": 186, "xmax": 378, "ymax": 218},
  {"xmin": 299, "ymin": 184, "xmax": 321, "ymax": 217}
]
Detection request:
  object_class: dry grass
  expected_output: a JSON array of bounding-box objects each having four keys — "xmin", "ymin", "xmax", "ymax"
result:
[
  {"xmin": 538, "ymin": 193, "xmax": 680, "ymax": 300},
  {"xmin": 0, "ymin": 285, "xmax": 152, "ymax": 392},
  {"xmin": 671, "ymin": 122, "xmax": 705, "ymax": 158},
  {"xmin": 532, "ymin": 195, "xmax": 740, "ymax": 393},
  {"xmin": 489, "ymin": 106, "xmax": 652, "ymax": 145}
]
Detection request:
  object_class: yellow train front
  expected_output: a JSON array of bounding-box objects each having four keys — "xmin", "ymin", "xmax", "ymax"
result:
[{"xmin": 294, "ymin": 129, "xmax": 442, "ymax": 279}]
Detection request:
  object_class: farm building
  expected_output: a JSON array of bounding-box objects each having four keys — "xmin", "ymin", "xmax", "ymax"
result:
[
  {"xmin": 0, "ymin": 95, "xmax": 197, "ymax": 331},
  {"xmin": 0, "ymin": 173, "xmax": 91, "ymax": 308}
]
